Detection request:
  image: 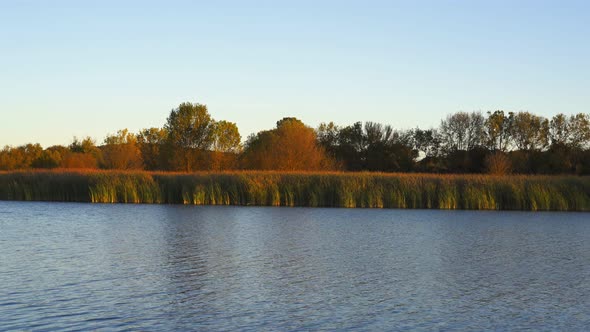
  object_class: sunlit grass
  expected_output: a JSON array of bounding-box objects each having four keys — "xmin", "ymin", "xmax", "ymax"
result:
[{"xmin": 1, "ymin": 170, "xmax": 589, "ymax": 211}]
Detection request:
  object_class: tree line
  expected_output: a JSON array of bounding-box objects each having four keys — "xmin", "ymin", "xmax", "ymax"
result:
[{"xmin": 2, "ymin": 102, "xmax": 590, "ymax": 174}]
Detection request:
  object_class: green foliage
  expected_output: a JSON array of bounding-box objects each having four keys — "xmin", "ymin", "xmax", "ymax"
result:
[
  {"xmin": 165, "ymin": 102, "xmax": 213, "ymax": 150},
  {"xmin": 163, "ymin": 102, "xmax": 213, "ymax": 171},
  {"xmin": 162, "ymin": 102, "xmax": 242, "ymax": 172},
  {"xmin": 211, "ymin": 120, "xmax": 241, "ymax": 153},
  {"xmin": 31, "ymin": 149, "xmax": 62, "ymax": 169},
  {"xmin": 70, "ymin": 137, "xmax": 99, "ymax": 154}
]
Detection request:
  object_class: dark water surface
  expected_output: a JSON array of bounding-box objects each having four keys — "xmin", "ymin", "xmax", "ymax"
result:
[{"xmin": 1, "ymin": 202, "xmax": 589, "ymax": 331}]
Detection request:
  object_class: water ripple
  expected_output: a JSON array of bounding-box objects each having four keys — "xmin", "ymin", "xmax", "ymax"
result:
[{"xmin": 1, "ymin": 202, "xmax": 590, "ymax": 330}]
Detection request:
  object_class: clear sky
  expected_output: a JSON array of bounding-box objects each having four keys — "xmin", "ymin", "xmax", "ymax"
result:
[{"xmin": 1, "ymin": 0, "xmax": 588, "ymax": 147}]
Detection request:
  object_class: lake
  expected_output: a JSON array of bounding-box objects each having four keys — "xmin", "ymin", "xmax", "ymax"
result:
[{"xmin": 1, "ymin": 202, "xmax": 589, "ymax": 331}]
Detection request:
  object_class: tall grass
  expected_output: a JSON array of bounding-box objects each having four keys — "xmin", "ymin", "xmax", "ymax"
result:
[{"xmin": 1, "ymin": 170, "xmax": 590, "ymax": 211}]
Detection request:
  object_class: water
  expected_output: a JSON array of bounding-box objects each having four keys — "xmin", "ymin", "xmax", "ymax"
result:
[{"xmin": 1, "ymin": 202, "xmax": 589, "ymax": 331}]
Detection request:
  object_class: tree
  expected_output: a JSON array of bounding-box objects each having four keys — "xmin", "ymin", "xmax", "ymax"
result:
[
  {"xmin": 137, "ymin": 127, "xmax": 167, "ymax": 170},
  {"xmin": 568, "ymin": 113, "xmax": 590, "ymax": 149},
  {"xmin": 101, "ymin": 129, "xmax": 143, "ymax": 170},
  {"xmin": 242, "ymin": 117, "xmax": 334, "ymax": 171},
  {"xmin": 335, "ymin": 122, "xmax": 366, "ymax": 171},
  {"xmin": 363, "ymin": 123, "xmax": 416, "ymax": 172},
  {"xmin": 317, "ymin": 121, "xmax": 417, "ymax": 172},
  {"xmin": 31, "ymin": 146, "xmax": 66, "ymax": 169},
  {"xmin": 210, "ymin": 120, "xmax": 241, "ymax": 170},
  {"xmin": 467, "ymin": 112, "xmax": 486, "ymax": 150},
  {"xmin": 69, "ymin": 137, "xmax": 100, "ymax": 154},
  {"xmin": 509, "ymin": 112, "xmax": 549, "ymax": 151},
  {"xmin": 211, "ymin": 120, "xmax": 241, "ymax": 153},
  {"xmin": 549, "ymin": 113, "xmax": 570, "ymax": 146},
  {"xmin": 0, "ymin": 144, "xmax": 43, "ymax": 170},
  {"xmin": 485, "ymin": 110, "xmax": 513, "ymax": 152},
  {"xmin": 63, "ymin": 137, "xmax": 101, "ymax": 169},
  {"xmin": 439, "ymin": 112, "xmax": 485, "ymax": 153},
  {"xmin": 412, "ymin": 128, "xmax": 441, "ymax": 158},
  {"xmin": 413, "ymin": 129, "xmax": 445, "ymax": 172},
  {"xmin": 317, "ymin": 122, "xmax": 340, "ymax": 150},
  {"xmin": 164, "ymin": 102, "xmax": 215, "ymax": 171}
]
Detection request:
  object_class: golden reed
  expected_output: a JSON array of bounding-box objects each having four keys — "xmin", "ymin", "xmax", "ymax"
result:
[{"xmin": 1, "ymin": 170, "xmax": 589, "ymax": 211}]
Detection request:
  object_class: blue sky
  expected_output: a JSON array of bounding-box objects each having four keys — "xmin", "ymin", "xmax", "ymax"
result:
[{"xmin": 1, "ymin": 0, "xmax": 588, "ymax": 147}]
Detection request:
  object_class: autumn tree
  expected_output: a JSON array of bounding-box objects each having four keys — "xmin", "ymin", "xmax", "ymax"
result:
[
  {"xmin": 242, "ymin": 117, "xmax": 333, "ymax": 171},
  {"xmin": 137, "ymin": 127, "xmax": 167, "ymax": 170},
  {"xmin": 31, "ymin": 145, "xmax": 67, "ymax": 169},
  {"xmin": 211, "ymin": 120, "xmax": 241, "ymax": 153},
  {"xmin": 101, "ymin": 129, "xmax": 143, "ymax": 170},
  {"xmin": 210, "ymin": 120, "xmax": 241, "ymax": 170},
  {"xmin": 549, "ymin": 114, "xmax": 570, "ymax": 146},
  {"xmin": 568, "ymin": 113, "xmax": 590, "ymax": 149},
  {"xmin": 485, "ymin": 110, "xmax": 513, "ymax": 151},
  {"xmin": 164, "ymin": 102, "xmax": 215, "ymax": 171},
  {"xmin": 0, "ymin": 144, "xmax": 43, "ymax": 170},
  {"xmin": 509, "ymin": 112, "xmax": 549, "ymax": 151},
  {"xmin": 62, "ymin": 137, "xmax": 101, "ymax": 169}
]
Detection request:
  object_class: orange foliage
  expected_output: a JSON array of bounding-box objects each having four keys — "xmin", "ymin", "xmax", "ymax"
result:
[
  {"xmin": 101, "ymin": 144, "xmax": 143, "ymax": 170},
  {"xmin": 209, "ymin": 151, "xmax": 239, "ymax": 171},
  {"xmin": 242, "ymin": 118, "xmax": 335, "ymax": 171},
  {"xmin": 61, "ymin": 152, "xmax": 99, "ymax": 169}
]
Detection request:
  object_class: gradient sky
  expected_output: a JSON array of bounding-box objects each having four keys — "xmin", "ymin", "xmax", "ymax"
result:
[{"xmin": 1, "ymin": 0, "xmax": 589, "ymax": 147}]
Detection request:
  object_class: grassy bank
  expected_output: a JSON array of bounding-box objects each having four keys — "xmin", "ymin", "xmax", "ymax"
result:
[{"xmin": 1, "ymin": 170, "xmax": 590, "ymax": 211}]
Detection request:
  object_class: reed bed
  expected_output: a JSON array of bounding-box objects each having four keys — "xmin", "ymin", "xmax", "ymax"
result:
[{"xmin": 1, "ymin": 170, "xmax": 589, "ymax": 211}]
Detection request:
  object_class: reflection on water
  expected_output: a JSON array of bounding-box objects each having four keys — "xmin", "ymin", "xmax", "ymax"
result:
[{"xmin": 1, "ymin": 202, "xmax": 590, "ymax": 330}]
